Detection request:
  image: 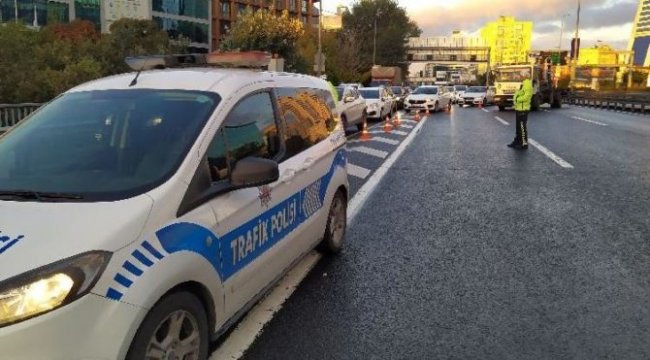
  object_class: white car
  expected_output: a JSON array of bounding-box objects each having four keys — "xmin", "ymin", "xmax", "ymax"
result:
[
  {"xmin": 404, "ymin": 85, "xmax": 453, "ymax": 113},
  {"xmin": 0, "ymin": 53, "xmax": 349, "ymax": 360},
  {"xmin": 459, "ymin": 86, "xmax": 496, "ymax": 106},
  {"xmin": 336, "ymin": 85, "xmax": 367, "ymax": 132},
  {"xmin": 359, "ymin": 86, "xmax": 395, "ymax": 121}
]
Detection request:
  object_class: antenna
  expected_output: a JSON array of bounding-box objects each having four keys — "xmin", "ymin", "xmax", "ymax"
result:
[{"xmin": 129, "ymin": 58, "xmax": 150, "ymax": 87}]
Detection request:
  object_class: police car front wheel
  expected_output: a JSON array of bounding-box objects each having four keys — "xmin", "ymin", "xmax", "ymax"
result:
[
  {"xmin": 126, "ymin": 291, "xmax": 209, "ymax": 360},
  {"xmin": 320, "ymin": 190, "xmax": 347, "ymax": 254}
]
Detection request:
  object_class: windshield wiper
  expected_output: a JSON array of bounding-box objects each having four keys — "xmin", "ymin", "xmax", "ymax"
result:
[{"xmin": 0, "ymin": 190, "xmax": 84, "ymax": 201}]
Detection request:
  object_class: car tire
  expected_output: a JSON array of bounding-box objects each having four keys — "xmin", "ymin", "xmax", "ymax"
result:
[
  {"xmin": 447, "ymin": 101, "xmax": 452, "ymax": 112},
  {"xmin": 341, "ymin": 114, "xmax": 349, "ymax": 132},
  {"xmin": 126, "ymin": 291, "xmax": 209, "ymax": 360},
  {"xmin": 498, "ymin": 105, "xmax": 506, "ymax": 111},
  {"xmin": 356, "ymin": 112, "xmax": 367, "ymax": 132},
  {"xmin": 319, "ymin": 190, "xmax": 347, "ymax": 254},
  {"xmin": 483, "ymin": 98, "xmax": 487, "ymax": 106},
  {"xmin": 434, "ymin": 102, "xmax": 439, "ymax": 112}
]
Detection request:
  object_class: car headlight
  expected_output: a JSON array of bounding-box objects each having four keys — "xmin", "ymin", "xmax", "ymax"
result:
[
  {"xmin": 367, "ymin": 103, "xmax": 379, "ymax": 110},
  {"xmin": 0, "ymin": 251, "xmax": 111, "ymax": 328},
  {"xmin": 475, "ymin": 97, "xmax": 483, "ymax": 101}
]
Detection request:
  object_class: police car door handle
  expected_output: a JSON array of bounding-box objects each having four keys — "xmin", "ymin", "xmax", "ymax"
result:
[
  {"xmin": 300, "ymin": 157, "xmax": 316, "ymax": 172},
  {"xmin": 280, "ymin": 169, "xmax": 296, "ymax": 183}
]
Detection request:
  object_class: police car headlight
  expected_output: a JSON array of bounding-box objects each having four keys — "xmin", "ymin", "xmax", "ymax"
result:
[{"xmin": 0, "ymin": 251, "xmax": 111, "ymax": 328}]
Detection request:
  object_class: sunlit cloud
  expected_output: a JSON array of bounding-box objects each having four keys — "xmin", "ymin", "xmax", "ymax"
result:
[{"xmin": 324, "ymin": 0, "xmax": 637, "ymax": 49}]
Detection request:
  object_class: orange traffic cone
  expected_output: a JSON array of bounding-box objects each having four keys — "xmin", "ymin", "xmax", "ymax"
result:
[
  {"xmin": 392, "ymin": 112, "xmax": 401, "ymax": 129},
  {"xmin": 359, "ymin": 122, "xmax": 372, "ymax": 141},
  {"xmin": 383, "ymin": 115, "xmax": 393, "ymax": 133},
  {"xmin": 414, "ymin": 110, "xmax": 421, "ymax": 122}
]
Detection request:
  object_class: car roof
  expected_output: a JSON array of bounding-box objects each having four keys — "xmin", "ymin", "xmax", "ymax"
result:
[
  {"xmin": 360, "ymin": 87, "xmax": 382, "ymax": 91},
  {"xmin": 68, "ymin": 68, "xmax": 329, "ymax": 95},
  {"xmin": 417, "ymin": 85, "xmax": 439, "ymax": 88}
]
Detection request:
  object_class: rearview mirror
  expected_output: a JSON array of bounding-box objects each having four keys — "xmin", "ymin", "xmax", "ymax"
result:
[
  {"xmin": 230, "ymin": 157, "xmax": 279, "ymax": 188},
  {"xmin": 344, "ymin": 96, "xmax": 355, "ymax": 103}
]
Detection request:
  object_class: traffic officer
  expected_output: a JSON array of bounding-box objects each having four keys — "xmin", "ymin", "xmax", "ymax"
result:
[{"xmin": 508, "ymin": 71, "xmax": 533, "ymax": 150}]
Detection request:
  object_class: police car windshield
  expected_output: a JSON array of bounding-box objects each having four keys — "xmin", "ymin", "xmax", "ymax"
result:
[
  {"xmin": 412, "ymin": 87, "xmax": 438, "ymax": 95},
  {"xmin": 467, "ymin": 86, "xmax": 487, "ymax": 92},
  {"xmin": 359, "ymin": 89, "xmax": 380, "ymax": 99},
  {"xmin": 0, "ymin": 89, "xmax": 220, "ymax": 201}
]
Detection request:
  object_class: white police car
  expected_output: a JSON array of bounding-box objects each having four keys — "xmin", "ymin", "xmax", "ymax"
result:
[{"xmin": 0, "ymin": 52, "xmax": 349, "ymax": 359}]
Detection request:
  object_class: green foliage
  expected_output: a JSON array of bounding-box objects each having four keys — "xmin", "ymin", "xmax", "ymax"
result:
[
  {"xmin": 220, "ymin": 7, "xmax": 305, "ymax": 71},
  {"xmin": 342, "ymin": 0, "xmax": 420, "ymax": 74},
  {"xmin": 0, "ymin": 19, "xmax": 180, "ymax": 103}
]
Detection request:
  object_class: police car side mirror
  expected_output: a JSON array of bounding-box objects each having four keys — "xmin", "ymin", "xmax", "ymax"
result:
[
  {"xmin": 344, "ymin": 96, "xmax": 355, "ymax": 103},
  {"xmin": 230, "ymin": 157, "xmax": 279, "ymax": 188}
]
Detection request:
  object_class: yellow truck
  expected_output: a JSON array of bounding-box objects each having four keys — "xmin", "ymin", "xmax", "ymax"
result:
[{"xmin": 493, "ymin": 64, "xmax": 562, "ymax": 111}]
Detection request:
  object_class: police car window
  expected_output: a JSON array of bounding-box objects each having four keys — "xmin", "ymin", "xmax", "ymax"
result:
[
  {"xmin": 0, "ymin": 90, "xmax": 219, "ymax": 201},
  {"xmin": 207, "ymin": 92, "xmax": 280, "ymax": 182},
  {"xmin": 276, "ymin": 87, "xmax": 336, "ymax": 161}
]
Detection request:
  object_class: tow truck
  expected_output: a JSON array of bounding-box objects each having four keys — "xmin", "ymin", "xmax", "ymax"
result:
[{"xmin": 493, "ymin": 60, "xmax": 562, "ymax": 111}]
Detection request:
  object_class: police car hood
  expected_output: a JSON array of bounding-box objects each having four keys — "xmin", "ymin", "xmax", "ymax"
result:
[{"xmin": 0, "ymin": 196, "xmax": 153, "ymax": 280}]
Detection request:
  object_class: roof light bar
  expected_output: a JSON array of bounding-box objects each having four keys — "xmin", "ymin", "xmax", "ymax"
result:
[{"xmin": 125, "ymin": 51, "xmax": 272, "ymax": 71}]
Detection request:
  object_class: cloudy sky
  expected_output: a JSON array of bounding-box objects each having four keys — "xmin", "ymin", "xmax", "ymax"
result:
[{"xmin": 323, "ymin": 0, "xmax": 640, "ymax": 50}]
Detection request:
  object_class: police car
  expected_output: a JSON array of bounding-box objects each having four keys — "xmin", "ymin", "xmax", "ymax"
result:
[{"xmin": 0, "ymin": 52, "xmax": 349, "ymax": 359}]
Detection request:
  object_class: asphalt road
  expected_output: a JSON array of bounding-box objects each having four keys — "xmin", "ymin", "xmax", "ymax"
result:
[{"xmin": 238, "ymin": 105, "xmax": 650, "ymax": 360}]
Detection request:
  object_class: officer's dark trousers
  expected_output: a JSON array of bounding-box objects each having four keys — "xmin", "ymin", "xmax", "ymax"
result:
[{"xmin": 515, "ymin": 111, "xmax": 529, "ymax": 146}]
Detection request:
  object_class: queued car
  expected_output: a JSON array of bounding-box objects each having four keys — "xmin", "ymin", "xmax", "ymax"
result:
[
  {"xmin": 336, "ymin": 84, "xmax": 367, "ymax": 132},
  {"xmin": 403, "ymin": 85, "xmax": 453, "ymax": 114},
  {"xmin": 359, "ymin": 86, "xmax": 395, "ymax": 121},
  {"xmin": 459, "ymin": 86, "xmax": 495, "ymax": 106},
  {"xmin": 452, "ymin": 85, "xmax": 468, "ymax": 103},
  {"xmin": 391, "ymin": 86, "xmax": 409, "ymax": 110}
]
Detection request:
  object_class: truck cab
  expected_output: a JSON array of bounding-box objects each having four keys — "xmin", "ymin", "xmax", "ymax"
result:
[{"xmin": 494, "ymin": 63, "xmax": 562, "ymax": 112}]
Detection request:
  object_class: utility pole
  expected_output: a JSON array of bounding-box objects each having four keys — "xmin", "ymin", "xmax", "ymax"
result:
[
  {"xmin": 373, "ymin": 11, "xmax": 378, "ymax": 65},
  {"xmin": 14, "ymin": 0, "xmax": 18, "ymax": 23},
  {"xmin": 317, "ymin": 0, "xmax": 323, "ymax": 76}
]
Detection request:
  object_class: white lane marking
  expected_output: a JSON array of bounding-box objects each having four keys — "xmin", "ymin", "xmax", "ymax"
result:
[
  {"xmin": 368, "ymin": 129, "xmax": 408, "ymax": 136},
  {"xmin": 401, "ymin": 124, "xmax": 414, "ymax": 129},
  {"xmin": 347, "ymin": 163, "xmax": 372, "ymax": 179},
  {"xmin": 543, "ymin": 109, "xmax": 550, "ymax": 113},
  {"xmin": 481, "ymin": 108, "xmax": 490, "ymax": 113},
  {"xmin": 347, "ymin": 115, "xmax": 429, "ymax": 220},
  {"xmin": 494, "ymin": 116, "xmax": 509, "ymax": 125},
  {"xmin": 365, "ymin": 136, "xmax": 400, "ymax": 145},
  {"xmin": 349, "ymin": 146, "xmax": 389, "ymax": 159},
  {"xmin": 210, "ymin": 116, "xmax": 429, "ymax": 360},
  {"xmin": 570, "ymin": 116, "xmax": 608, "ymax": 127},
  {"xmin": 528, "ymin": 138, "xmax": 574, "ymax": 169},
  {"xmin": 209, "ymin": 251, "xmax": 321, "ymax": 360},
  {"xmin": 400, "ymin": 119, "xmax": 418, "ymax": 124}
]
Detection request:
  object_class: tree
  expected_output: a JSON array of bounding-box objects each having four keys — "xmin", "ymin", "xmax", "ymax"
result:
[
  {"xmin": 220, "ymin": 7, "xmax": 305, "ymax": 71},
  {"xmin": 342, "ymin": 0, "xmax": 420, "ymax": 75}
]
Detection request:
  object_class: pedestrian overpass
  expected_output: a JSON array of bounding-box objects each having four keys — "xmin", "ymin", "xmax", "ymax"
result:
[{"xmin": 406, "ymin": 37, "xmax": 491, "ymax": 65}]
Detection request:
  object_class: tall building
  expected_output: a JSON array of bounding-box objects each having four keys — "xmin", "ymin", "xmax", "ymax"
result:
[
  {"xmin": 211, "ymin": 0, "xmax": 321, "ymax": 50},
  {"xmin": 480, "ymin": 16, "xmax": 532, "ymax": 66},
  {"xmin": 629, "ymin": 0, "xmax": 650, "ymax": 65},
  {"xmin": 0, "ymin": 0, "xmax": 320, "ymax": 52},
  {"xmin": 0, "ymin": 0, "xmax": 101, "ymax": 29}
]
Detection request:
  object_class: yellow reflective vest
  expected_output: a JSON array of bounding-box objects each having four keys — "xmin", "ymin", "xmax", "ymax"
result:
[{"xmin": 513, "ymin": 79, "xmax": 533, "ymax": 112}]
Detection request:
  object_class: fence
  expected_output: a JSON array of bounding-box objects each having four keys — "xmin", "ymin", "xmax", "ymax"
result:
[
  {"xmin": 0, "ymin": 103, "xmax": 42, "ymax": 133},
  {"xmin": 564, "ymin": 92, "xmax": 650, "ymax": 113}
]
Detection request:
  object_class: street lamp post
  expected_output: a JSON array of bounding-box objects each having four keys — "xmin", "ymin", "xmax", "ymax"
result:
[
  {"xmin": 317, "ymin": 0, "xmax": 323, "ymax": 76},
  {"xmin": 373, "ymin": 9, "xmax": 381, "ymax": 66}
]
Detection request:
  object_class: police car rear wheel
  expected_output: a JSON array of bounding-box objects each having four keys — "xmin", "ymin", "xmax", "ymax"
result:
[
  {"xmin": 320, "ymin": 191, "xmax": 347, "ymax": 254},
  {"xmin": 126, "ymin": 291, "xmax": 209, "ymax": 360}
]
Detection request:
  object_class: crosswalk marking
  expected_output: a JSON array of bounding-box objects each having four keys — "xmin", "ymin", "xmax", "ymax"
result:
[
  {"xmin": 371, "ymin": 137, "xmax": 400, "ymax": 145},
  {"xmin": 349, "ymin": 146, "xmax": 388, "ymax": 159},
  {"xmin": 347, "ymin": 163, "xmax": 371, "ymax": 179}
]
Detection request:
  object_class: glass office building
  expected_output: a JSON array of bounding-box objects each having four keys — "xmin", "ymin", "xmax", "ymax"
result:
[
  {"xmin": 0, "ymin": 0, "xmax": 99, "ymax": 29},
  {"xmin": 152, "ymin": 0, "xmax": 211, "ymax": 51}
]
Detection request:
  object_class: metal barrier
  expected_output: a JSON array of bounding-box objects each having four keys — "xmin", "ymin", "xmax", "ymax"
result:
[
  {"xmin": 564, "ymin": 92, "xmax": 650, "ymax": 113},
  {"xmin": 0, "ymin": 103, "xmax": 42, "ymax": 133}
]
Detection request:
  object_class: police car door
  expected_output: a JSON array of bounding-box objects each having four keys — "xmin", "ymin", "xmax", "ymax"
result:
[{"xmin": 204, "ymin": 89, "xmax": 303, "ymax": 318}]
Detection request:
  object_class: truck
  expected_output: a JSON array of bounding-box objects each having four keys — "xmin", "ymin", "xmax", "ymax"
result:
[
  {"xmin": 493, "ymin": 62, "xmax": 562, "ymax": 112},
  {"xmin": 370, "ymin": 66, "xmax": 403, "ymax": 86}
]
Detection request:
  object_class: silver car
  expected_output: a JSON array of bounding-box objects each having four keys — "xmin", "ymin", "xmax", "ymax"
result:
[{"xmin": 336, "ymin": 85, "xmax": 367, "ymax": 132}]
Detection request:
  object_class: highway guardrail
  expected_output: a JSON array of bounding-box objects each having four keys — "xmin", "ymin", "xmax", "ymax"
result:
[
  {"xmin": 0, "ymin": 103, "xmax": 42, "ymax": 133},
  {"xmin": 564, "ymin": 92, "xmax": 650, "ymax": 113}
]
